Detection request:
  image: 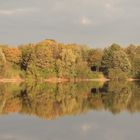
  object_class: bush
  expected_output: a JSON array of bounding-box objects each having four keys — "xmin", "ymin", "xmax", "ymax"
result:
[{"xmin": 108, "ymin": 68, "xmax": 128, "ymax": 80}]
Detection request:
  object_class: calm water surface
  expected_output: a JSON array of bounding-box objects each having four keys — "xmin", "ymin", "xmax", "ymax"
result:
[{"xmin": 0, "ymin": 81, "xmax": 140, "ymax": 140}]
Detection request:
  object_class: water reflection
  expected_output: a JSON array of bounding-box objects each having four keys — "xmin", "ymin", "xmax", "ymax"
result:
[{"xmin": 0, "ymin": 81, "xmax": 140, "ymax": 120}]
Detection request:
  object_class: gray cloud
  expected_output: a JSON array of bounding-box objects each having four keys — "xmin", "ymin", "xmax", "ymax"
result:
[
  {"xmin": 0, "ymin": 0, "xmax": 140, "ymax": 47},
  {"xmin": 0, "ymin": 8, "xmax": 39, "ymax": 16}
]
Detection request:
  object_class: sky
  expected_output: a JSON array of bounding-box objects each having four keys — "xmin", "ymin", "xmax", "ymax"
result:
[{"xmin": 0, "ymin": 0, "xmax": 140, "ymax": 47}]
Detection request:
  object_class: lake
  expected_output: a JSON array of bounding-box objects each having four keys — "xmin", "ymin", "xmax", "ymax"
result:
[{"xmin": 0, "ymin": 81, "xmax": 140, "ymax": 140}]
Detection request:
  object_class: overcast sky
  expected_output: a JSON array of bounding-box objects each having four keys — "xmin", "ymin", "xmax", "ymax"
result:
[{"xmin": 0, "ymin": 0, "xmax": 140, "ymax": 47}]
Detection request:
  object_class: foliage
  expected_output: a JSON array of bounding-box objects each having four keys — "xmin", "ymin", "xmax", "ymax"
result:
[
  {"xmin": 108, "ymin": 68, "xmax": 128, "ymax": 80},
  {"xmin": 3, "ymin": 47, "xmax": 21, "ymax": 64},
  {"xmin": 0, "ymin": 45, "xmax": 22, "ymax": 78},
  {"xmin": 19, "ymin": 40, "xmax": 100, "ymax": 80},
  {"xmin": 87, "ymin": 48, "xmax": 103, "ymax": 71},
  {"xmin": 102, "ymin": 44, "xmax": 131, "ymax": 78},
  {"xmin": 0, "ymin": 40, "xmax": 140, "ymax": 79},
  {"xmin": 126, "ymin": 45, "xmax": 140, "ymax": 78}
]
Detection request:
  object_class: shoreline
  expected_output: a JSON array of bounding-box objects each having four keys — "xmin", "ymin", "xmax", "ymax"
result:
[
  {"xmin": 127, "ymin": 78, "xmax": 140, "ymax": 81},
  {"xmin": 44, "ymin": 78, "xmax": 110, "ymax": 83},
  {"xmin": 0, "ymin": 79, "xmax": 24, "ymax": 83},
  {"xmin": 0, "ymin": 78, "xmax": 140, "ymax": 83},
  {"xmin": 0, "ymin": 78, "xmax": 109, "ymax": 83}
]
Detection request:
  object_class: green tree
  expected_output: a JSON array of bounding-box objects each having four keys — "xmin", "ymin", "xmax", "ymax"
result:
[{"xmin": 102, "ymin": 44, "xmax": 131, "ymax": 77}]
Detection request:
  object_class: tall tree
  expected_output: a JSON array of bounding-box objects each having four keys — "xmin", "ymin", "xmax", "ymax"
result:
[
  {"xmin": 87, "ymin": 48, "xmax": 103, "ymax": 71},
  {"xmin": 102, "ymin": 44, "xmax": 131, "ymax": 77}
]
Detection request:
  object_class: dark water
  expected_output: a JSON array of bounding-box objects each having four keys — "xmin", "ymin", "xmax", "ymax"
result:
[{"xmin": 0, "ymin": 81, "xmax": 140, "ymax": 140}]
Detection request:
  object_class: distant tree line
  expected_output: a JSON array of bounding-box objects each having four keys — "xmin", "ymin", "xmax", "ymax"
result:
[{"xmin": 0, "ymin": 39, "xmax": 140, "ymax": 80}]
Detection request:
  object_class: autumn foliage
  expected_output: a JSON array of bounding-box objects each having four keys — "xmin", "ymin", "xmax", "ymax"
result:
[
  {"xmin": 3, "ymin": 47, "xmax": 21, "ymax": 64},
  {"xmin": 0, "ymin": 39, "xmax": 140, "ymax": 80}
]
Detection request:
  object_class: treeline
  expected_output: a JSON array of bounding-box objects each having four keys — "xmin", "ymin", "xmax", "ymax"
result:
[{"xmin": 0, "ymin": 39, "xmax": 140, "ymax": 80}]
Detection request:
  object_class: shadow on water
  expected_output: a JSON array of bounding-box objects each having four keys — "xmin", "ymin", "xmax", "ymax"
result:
[
  {"xmin": 20, "ymin": 89, "xmax": 32, "ymax": 109},
  {"xmin": 91, "ymin": 82, "xmax": 108, "ymax": 94},
  {"xmin": 0, "ymin": 81, "xmax": 140, "ymax": 119}
]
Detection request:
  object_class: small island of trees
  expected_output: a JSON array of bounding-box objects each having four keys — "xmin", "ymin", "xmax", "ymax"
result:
[{"xmin": 0, "ymin": 39, "xmax": 140, "ymax": 82}]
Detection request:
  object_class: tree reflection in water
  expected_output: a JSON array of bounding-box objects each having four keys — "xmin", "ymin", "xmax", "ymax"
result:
[{"xmin": 0, "ymin": 81, "xmax": 140, "ymax": 120}]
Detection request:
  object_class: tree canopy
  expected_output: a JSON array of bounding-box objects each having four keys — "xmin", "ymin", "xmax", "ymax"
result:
[{"xmin": 0, "ymin": 40, "xmax": 140, "ymax": 80}]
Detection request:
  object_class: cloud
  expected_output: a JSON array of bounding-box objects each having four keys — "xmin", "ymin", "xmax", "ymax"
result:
[
  {"xmin": 0, "ymin": 0, "xmax": 140, "ymax": 46},
  {"xmin": 81, "ymin": 124, "xmax": 92, "ymax": 132},
  {"xmin": 105, "ymin": 3, "xmax": 112, "ymax": 9},
  {"xmin": 0, "ymin": 8, "xmax": 39, "ymax": 16},
  {"xmin": 80, "ymin": 16, "xmax": 93, "ymax": 26}
]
